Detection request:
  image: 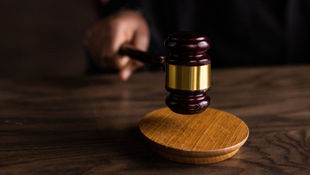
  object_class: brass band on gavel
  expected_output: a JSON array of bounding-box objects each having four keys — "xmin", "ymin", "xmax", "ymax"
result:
[{"xmin": 165, "ymin": 63, "xmax": 211, "ymax": 91}]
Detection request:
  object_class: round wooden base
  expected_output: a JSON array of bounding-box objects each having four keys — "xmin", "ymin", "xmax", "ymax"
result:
[{"xmin": 139, "ymin": 107, "xmax": 249, "ymax": 164}]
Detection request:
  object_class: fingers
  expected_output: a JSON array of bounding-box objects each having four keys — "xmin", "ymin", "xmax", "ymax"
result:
[
  {"xmin": 118, "ymin": 12, "xmax": 150, "ymax": 81},
  {"xmin": 119, "ymin": 58, "xmax": 144, "ymax": 81},
  {"xmin": 112, "ymin": 11, "xmax": 149, "ymax": 81},
  {"xmin": 108, "ymin": 21, "xmax": 134, "ymax": 69}
]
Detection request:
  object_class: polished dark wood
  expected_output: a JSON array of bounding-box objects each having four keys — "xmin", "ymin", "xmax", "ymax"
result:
[
  {"xmin": 119, "ymin": 43, "xmax": 165, "ymax": 67},
  {"xmin": 164, "ymin": 32, "xmax": 211, "ymax": 114},
  {"xmin": 164, "ymin": 31, "xmax": 211, "ymax": 66},
  {"xmin": 119, "ymin": 43, "xmax": 153, "ymax": 64},
  {"xmin": 165, "ymin": 87, "xmax": 210, "ymax": 114},
  {"xmin": 1, "ymin": 65, "xmax": 310, "ymax": 174}
]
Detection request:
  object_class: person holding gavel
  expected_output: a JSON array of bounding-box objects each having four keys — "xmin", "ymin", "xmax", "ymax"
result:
[{"xmin": 85, "ymin": 0, "xmax": 310, "ymax": 81}]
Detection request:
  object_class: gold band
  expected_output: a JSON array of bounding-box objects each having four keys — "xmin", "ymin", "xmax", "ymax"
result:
[{"xmin": 165, "ymin": 63, "xmax": 211, "ymax": 90}]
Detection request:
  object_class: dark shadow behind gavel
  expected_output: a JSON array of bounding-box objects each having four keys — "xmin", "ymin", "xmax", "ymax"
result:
[{"xmin": 119, "ymin": 32, "xmax": 211, "ymax": 115}]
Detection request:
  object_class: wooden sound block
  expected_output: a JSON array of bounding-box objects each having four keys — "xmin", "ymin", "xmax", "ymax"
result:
[{"xmin": 139, "ymin": 107, "xmax": 249, "ymax": 164}]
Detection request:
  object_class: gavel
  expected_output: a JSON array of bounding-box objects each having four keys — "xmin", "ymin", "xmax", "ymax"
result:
[
  {"xmin": 124, "ymin": 32, "xmax": 249, "ymax": 165},
  {"xmin": 120, "ymin": 31, "xmax": 211, "ymax": 114}
]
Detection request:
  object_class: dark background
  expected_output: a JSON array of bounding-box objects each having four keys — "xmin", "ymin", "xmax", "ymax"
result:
[
  {"xmin": 1, "ymin": 1, "xmax": 309, "ymax": 77},
  {"xmin": 0, "ymin": 1, "xmax": 99, "ymax": 77}
]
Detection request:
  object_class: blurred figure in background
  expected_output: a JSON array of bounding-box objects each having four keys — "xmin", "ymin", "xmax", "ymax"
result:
[{"xmin": 85, "ymin": 0, "xmax": 310, "ymax": 81}]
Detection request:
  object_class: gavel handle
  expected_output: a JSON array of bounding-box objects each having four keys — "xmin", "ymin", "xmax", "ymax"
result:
[
  {"xmin": 119, "ymin": 43, "xmax": 153, "ymax": 64},
  {"xmin": 119, "ymin": 43, "xmax": 165, "ymax": 67}
]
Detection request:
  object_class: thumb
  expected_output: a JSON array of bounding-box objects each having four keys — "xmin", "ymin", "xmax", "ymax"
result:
[{"xmin": 119, "ymin": 59, "xmax": 144, "ymax": 81}]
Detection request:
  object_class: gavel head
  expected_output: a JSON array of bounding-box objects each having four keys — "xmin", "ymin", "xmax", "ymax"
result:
[{"xmin": 164, "ymin": 31, "xmax": 211, "ymax": 114}]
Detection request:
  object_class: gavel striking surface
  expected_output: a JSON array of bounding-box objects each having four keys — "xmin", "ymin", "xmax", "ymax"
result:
[{"xmin": 140, "ymin": 107, "xmax": 249, "ymax": 164}]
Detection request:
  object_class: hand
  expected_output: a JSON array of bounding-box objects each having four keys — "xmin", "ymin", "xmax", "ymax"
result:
[{"xmin": 85, "ymin": 10, "xmax": 150, "ymax": 81}]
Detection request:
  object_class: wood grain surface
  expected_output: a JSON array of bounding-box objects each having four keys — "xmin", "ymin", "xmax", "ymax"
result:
[
  {"xmin": 140, "ymin": 107, "xmax": 249, "ymax": 164},
  {"xmin": 0, "ymin": 65, "xmax": 310, "ymax": 174}
]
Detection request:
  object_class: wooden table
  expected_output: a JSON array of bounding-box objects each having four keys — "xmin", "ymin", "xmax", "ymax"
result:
[{"xmin": 1, "ymin": 65, "xmax": 310, "ymax": 175}]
